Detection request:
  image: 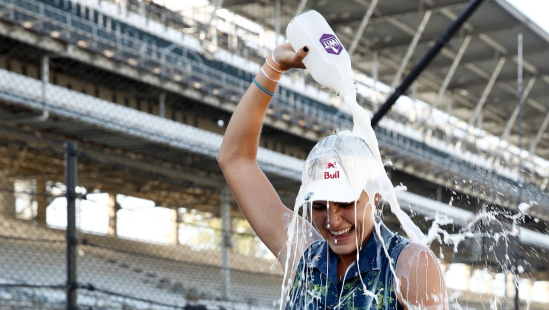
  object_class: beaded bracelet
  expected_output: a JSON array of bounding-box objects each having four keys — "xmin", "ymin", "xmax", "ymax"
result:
[
  {"xmin": 252, "ymin": 78, "xmax": 275, "ymax": 96},
  {"xmin": 265, "ymin": 57, "xmax": 285, "ymax": 74}
]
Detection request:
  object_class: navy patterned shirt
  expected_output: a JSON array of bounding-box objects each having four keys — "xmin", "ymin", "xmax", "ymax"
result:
[{"xmin": 286, "ymin": 223, "xmax": 410, "ymax": 310}]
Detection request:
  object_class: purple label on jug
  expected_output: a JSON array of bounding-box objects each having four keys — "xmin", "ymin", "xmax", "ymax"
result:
[{"xmin": 319, "ymin": 34, "xmax": 343, "ymax": 55}]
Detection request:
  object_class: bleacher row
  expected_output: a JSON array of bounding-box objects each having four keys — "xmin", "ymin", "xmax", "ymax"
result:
[
  {"xmin": 1, "ymin": 0, "xmax": 548, "ymax": 211},
  {"xmin": 0, "ymin": 215, "xmax": 282, "ymax": 309}
]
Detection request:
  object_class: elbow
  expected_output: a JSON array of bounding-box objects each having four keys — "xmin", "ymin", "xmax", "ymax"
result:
[
  {"xmin": 216, "ymin": 147, "xmax": 234, "ymax": 168},
  {"xmin": 216, "ymin": 150, "xmax": 228, "ymax": 168}
]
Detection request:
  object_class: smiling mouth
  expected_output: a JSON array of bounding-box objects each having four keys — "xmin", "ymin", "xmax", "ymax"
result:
[{"xmin": 329, "ymin": 226, "xmax": 354, "ymax": 240}]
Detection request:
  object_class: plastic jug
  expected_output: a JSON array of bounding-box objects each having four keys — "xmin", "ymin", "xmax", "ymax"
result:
[{"xmin": 286, "ymin": 10, "xmax": 356, "ymax": 97}]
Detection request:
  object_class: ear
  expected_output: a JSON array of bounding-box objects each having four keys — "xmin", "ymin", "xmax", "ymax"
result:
[{"xmin": 374, "ymin": 193, "xmax": 382, "ymax": 206}]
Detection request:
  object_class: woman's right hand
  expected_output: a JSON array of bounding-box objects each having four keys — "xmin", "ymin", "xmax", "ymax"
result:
[{"xmin": 272, "ymin": 42, "xmax": 309, "ymax": 71}]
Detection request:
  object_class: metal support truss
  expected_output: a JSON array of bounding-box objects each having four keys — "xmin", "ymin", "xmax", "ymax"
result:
[
  {"xmin": 501, "ymin": 77, "xmax": 536, "ymax": 141},
  {"xmin": 371, "ymin": 0, "xmax": 486, "ymax": 127},
  {"xmin": 432, "ymin": 35, "xmax": 471, "ymax": 110},
  {"xmin": 468, "ymin": 57, "xmax": 506, "ymax": 127},
  {"xmin": 371, "ymin": 50, "xmax": 379, "ymax": 109},
  {"xmin": 529, "ymin": 112, "xmax": 549, "ymax": 157},
  {"xmin": 295, "ymin": 0, "xmax": 309, "ymax": 16},
  {"xmin": 391, "ymin": 10, "xmax": 432, "ymax": 89},
  {"xmin": 275, "ymin": 0, "xmax": 281, "ymax": 45},
  {"xmin": 209, "ymin": 0, "xmax": 224, "ymax": 49},
  {"xmin": 348, "ymin": 0, "xmax": 379, "ymax": 58}
]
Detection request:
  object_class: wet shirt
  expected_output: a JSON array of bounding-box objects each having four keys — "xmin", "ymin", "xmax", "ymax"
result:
[{"xmin": 286, "ymin": 223, "xmax": 410, "ymax": 310}]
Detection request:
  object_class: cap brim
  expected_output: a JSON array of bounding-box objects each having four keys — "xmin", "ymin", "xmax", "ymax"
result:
[{"xmin": 297, "ymin": 179, "xmax": 364, "ymax": 206}]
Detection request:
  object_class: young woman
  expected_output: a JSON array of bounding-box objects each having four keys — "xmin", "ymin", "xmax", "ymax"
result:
[{"xmin": 217, "ymin": 42, "xmax": 448, "ymax": 309}]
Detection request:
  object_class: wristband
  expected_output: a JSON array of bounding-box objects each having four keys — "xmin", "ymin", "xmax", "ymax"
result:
[
  {"xmin": 260, "ymin": 66, "xmax": 280, "ymax": 82},
  {"xmin": 265, "ymin": 58, "xmax": 285, "ymax": 74},
  {"xmin": 271, "ymin": 51, "xmax": 282, "ymax": 67},
  {"xmin": 252, "ymin": 78, "xmax": 275, "ymax": 96}
]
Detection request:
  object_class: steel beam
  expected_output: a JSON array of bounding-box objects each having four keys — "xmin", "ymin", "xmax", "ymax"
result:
[
  {"xmin": 468, "ymin": 57, "xmax": 506, "ymax": 127},
  {"xmin": 209, "ymin": 0, "xmax": 224, "ymax": 49},
  {"xmin": 500, "ymin": 77, "xmax": 536, "ymax": 141},
  {"xmin": 348, "ymin": 0, "xmax": 379, "ymax": 58},
  {"xmin": 371, "ymin": 50, "xmax": 379, "ymax": 109},
  {"xmin": 373, "ymin": 22, "xmax": 519, "ymax": 52},
  {"xmin": 371, "ymin": 0, "xmax": 486, "ymax": 127},
  {"xmin": 65, "ymin": 141, "xmax": 78, "ymax": 310},
  {"xmin": 391, "ymin": 10, "xmax": 432, "ymax": 89},
  {"xmin": 427, "ymin": 45, "xmax": 546, "ymax": 71},
  {"xmin": 432, "ymin": 35, "xmax": 470, "ymax": 110},
  {"xmin": 295, "ymin": 0, "xmax": 308, "ymax": 16},
  {"xmin": 529, "ymin": 112, "xmax": 549, "ymax": 157},
  {"xmin": 220, "ymin": 186, "xmax": 231, "ymax": 300},
  {"xmin": 274, "ymin": 0, "xmax": 281, "ymax": 45},
  {"xmin": 159, "ymin": 92, "xmax": 166, "ymax": 118}
]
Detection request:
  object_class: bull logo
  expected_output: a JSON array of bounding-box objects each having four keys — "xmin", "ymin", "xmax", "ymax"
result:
[{"xmin": 326, "ymin": 162, "xmax": 337, "ymax": 169}]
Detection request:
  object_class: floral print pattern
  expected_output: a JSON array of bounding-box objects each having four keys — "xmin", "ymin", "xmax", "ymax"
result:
[{"xmin": 286, "ymin": 224, "xmax": 409, "ymax": 310}]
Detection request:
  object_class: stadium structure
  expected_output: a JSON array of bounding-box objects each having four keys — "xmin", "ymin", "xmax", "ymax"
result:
[{"xmin": 0, "ymin": 0, "xmax": 549, "ymax": 309}]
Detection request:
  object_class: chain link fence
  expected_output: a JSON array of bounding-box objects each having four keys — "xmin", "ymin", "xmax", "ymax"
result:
[
  {"xmin": 0, "ymin": 139, "xmax": 285, "ymax": 309},
  {"xmin": 1, "ymin": 0, "xmax": 549, "ymax": 309}
]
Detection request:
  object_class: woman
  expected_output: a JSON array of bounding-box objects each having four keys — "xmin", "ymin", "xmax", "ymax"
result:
[{"xmin": 217, "ymin": 42, "xmax": 447, "ymax": 309}]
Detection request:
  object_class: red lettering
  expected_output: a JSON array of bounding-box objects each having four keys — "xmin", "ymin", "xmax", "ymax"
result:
[{"xmin": 324, "ymin": 171, "xmax": 340, "ymax": 179}]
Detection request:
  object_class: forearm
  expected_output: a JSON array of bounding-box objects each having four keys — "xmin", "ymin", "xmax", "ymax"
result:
[{"xmin": 217, "ymin": 58, "xmax": 283, "ymax": 164}]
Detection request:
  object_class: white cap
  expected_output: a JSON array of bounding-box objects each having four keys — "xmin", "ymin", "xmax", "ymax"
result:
[{"xmin": 295, "ymin": 131, "xmax": 376, "ymax": 206}]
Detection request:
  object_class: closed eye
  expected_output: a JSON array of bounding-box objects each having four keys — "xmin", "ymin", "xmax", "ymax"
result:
[
  {"xmin": 337, "ymin": 202, "xmax": 354, "ymax": 209},
  {"xmin": 312, "ymin": 203, "xmax": 326, "ymax": 210}
]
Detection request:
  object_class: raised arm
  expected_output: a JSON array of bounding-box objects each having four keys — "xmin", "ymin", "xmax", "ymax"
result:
[
  {"xmin": 396, "ymin": 243, "xmax": 449, "ymax": 310},
  {"xmin": 217, "ymin": 43, "xmax": 318, "ymax": 261}
]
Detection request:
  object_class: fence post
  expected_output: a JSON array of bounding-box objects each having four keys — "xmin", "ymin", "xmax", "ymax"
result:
[
  {"xmin": 65, "ymin": 141, "xmax": 78, "ymax": 310},
  {"xmin": 220, "ymin": 186, "xmax": 231, "ymax": 300}
]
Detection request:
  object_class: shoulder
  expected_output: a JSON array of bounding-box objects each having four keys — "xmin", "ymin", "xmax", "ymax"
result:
[
  {"xmin": 395, "ymin": 243, "xmax": 440, "ymax": 280},
  {"xmin": 302, "ymin": 238, "xmax": 326, "ymax": 262},
  {"xmin": 395, "ymin": 243, "xmax": 448, "ymax": 309}
]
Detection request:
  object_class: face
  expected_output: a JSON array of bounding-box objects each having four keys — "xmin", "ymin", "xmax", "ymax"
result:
[{"xmin": 311, "ymin": 191, "xmax": 375, "ymax": 259}]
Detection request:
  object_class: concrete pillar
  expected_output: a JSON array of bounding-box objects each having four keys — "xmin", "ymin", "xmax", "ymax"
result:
[
  {"xmin": 35, "ymin": 179, "xmax": 48, "ymax": 224},
  {"xmin": 107, "ymin": 193, "xmax": 117, "ymax": 236},
  {"xmin": 0, "ymin": 177, "xmax": 15, "ymax": 217},
  {"xmin": 168, "ymin": 208, "xmax": 178, "ymax": 245},
  {"xmin": 436, "ymin": 186, "xmax": 442, "ymax": 202},
  {"xmin": 159, "ymin": 92, "xmax": 166, "ymax": 118},
  {"xmin": 175, "ymin": 209, "xmax": 182, "ymax": 245}
]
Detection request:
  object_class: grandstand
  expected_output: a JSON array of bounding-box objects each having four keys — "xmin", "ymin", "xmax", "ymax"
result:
[{"xmin": 0, "ymin": 0, "xmax": 549, "ymax": 309}]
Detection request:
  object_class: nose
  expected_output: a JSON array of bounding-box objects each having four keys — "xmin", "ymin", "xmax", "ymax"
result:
[{"xmin": 326, "ymin": 205, "xmax": 344, "ymax": 228}]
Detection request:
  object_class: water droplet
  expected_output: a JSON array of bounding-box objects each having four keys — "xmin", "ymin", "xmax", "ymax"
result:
[{"xmin": 334, "ymin": 239, "xmax": 338, "ymax": 244}]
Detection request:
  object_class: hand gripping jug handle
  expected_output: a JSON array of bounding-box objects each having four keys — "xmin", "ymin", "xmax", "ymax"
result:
[{"xmin": 286, "ymin": 10, "xmax": 356, "ymax": 97}]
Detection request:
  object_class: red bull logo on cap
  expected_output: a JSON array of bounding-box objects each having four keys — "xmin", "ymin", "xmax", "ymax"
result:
[{"xmin": 324, "ymin": 162, "xmax": 340, "ymax": 179}]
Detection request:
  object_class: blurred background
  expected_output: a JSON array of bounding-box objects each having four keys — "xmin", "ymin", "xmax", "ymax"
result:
[{"xmin": 0, "ymin": 0, "xmax": 548, "ymax": 309}]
